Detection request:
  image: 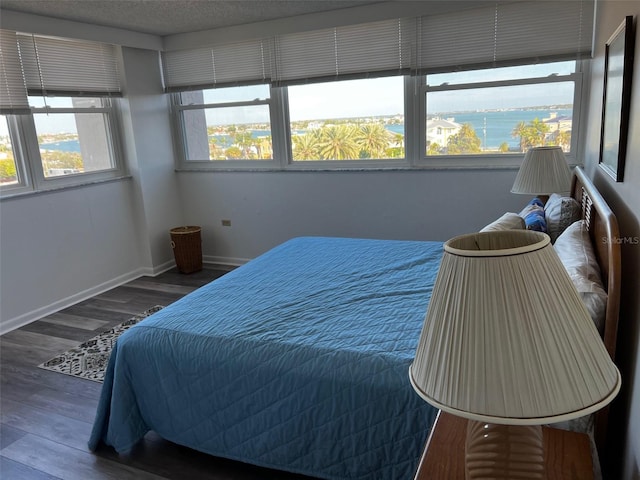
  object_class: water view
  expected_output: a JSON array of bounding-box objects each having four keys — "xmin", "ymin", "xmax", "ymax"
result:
[
  {"xmin": 0, "ymin": 106, "xmax": 572, "ymax": 181},
  {"xmin": 39, "ymin": 107, "xmax": 569, "ymax": 156}
]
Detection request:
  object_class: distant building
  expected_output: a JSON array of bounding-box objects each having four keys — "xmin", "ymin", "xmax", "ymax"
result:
[
  {"xmin": 543, "ymin": 112, "xmax": 572, "ymax": 134},
  {"xmin": 543, "ymin": 112, "xmax": 572, "ymax": 151},
  {"xmin": 426, "ymin": 117, "xmax": 461, "ymax": 148}
]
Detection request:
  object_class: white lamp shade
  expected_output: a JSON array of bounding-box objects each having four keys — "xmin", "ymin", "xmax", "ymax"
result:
[
  {"xmin": 409, "ymin": 230, "xmax": 620, "ymax": 425},
  {"xmin": 511, "ymin": 146, "xmax": 572, "ymax": 195}
]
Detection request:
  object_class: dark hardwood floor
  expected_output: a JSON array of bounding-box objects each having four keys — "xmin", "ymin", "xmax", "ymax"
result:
[{"xmin": 0, "ymin": 267, "xmax": 317, "ymax": 480}]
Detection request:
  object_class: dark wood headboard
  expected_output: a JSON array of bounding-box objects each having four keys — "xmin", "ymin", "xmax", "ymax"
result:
[
  {"xmin": 569, "ymin": 166, "xmax": 621, "ymax": 458},
  {"xmin": 570, "ymin": 167, "xmax": 621, "ymax": 359}
]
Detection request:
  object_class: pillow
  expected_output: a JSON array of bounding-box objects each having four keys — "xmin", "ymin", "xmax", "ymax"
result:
[
  {"xmin": 480, "ymin": 212, "xmax": 525, "ymax": 232},
  {"xmin": 554, "ymin": 220, "xmax": 607, "ymax": 334},
  {"xmin": 518, "ymin": 198, "xmax": 547, "ymax": 233},
  {"xmin": 544, "ymin": 193, "xmax": 581, "ymax": 243}
]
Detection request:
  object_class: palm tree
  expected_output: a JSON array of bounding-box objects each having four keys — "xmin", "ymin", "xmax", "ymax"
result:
[
  {"xmin": 512, "ymin": 121, "xmax": 529, "ymax": 152},
  {"xmin": 235, "ymin": 131, "xmax": 255, "ymax": 158},
  {"xmin": 528, "ymin": 118, "xmax": 550, "ymax": 146},
  {"xmin": 256, "ymin": 135, "xmax": 273, "ymax": 159},
  {"xmin": 292, "ymin": 133, "xmax": 320, "ymax": 160},
  {"xmin": 226, "ymin": 125, "xmax": 238, "ymax": 146},
  {"xmin": 224, "ymin": 146, "xmax": 242, "ymax": 159},
  {"xmin": 552, "ymin": 130, "xmax": 571, "ymax": 151},
  {"xmin": 355, "ymin": 123, "xmax": 392, "ymax": 159},
  {"xmin": 318, "ymin": 125, "xmax": 359, "ymax": 160},
  {"xmin": 427, "ymin": 142, "xmax": 442, "ymax": 155},
  {"xmin": 208, "ymin": 137, "xmax": 221, "ymax": 160},
  {"xmin": 446, "ymin": 123, "xmax": 481, "ymax": 154},
  {"xmin": 386, "ymin": 132, "xmax": 405, "ymax": 158},
  {"xmin": 512, "ymin": 118, "xmax": 550, "ymax": 152},
  {"xmin": 0, "ymin": 158, "xmax": 17, "ymax": 183}
]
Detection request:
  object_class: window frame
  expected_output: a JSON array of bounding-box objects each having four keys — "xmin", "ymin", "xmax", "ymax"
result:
[
  {"xmin": 416, "ymin": 62, "xmax": 585, "ymax": 169},
  {"xmin": 283, "ymin": 75, "xmax": 410, "ymax": 168},
  {"xmin": 170, "ymin": 60, "xmax": 587, "ymax": 172},
  {"xmin": 0, "ymin": 115, "xmax": 33, "ymax": 196},
  {"xmin": 172, "ymin": 79, "xmax": 414, "ymax": 171},
  {"xmin": 172, "ymin": 87, "xmax": 282, "ymax": 170},
  {"xmin": 1, "ymin": 96, "xmax": 126, "ymax": 199}
]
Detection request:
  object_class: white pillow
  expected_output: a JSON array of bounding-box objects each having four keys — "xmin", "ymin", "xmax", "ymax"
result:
[
  {"xmin": 480, "ymin": 212, "xmax": 525, "ymax": 232},
  {"xmin": 544, "ymin": 193, "xmax": 581, "ymax": 243},
  {"xmin": 554, "ymin": 220, "xmax": 607, "ymax": 334}
]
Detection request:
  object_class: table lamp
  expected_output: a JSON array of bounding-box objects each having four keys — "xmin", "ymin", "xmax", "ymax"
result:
[
  {"xmin": 511, "ymin": 146, "xmax": 572, "ymax": 203},
  {"xmin": 409, "ymin": 230, "xmax": 620, "ymax": 479}
]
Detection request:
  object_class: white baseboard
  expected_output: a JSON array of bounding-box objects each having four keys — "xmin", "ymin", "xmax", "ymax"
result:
[
  {"xmin": 141, "ymin": 259, "xmax": 177, "ymax": 276},
  {"xmin": 1, "ymin": 267, "xmax": 150, "ymax": 336},
  {"xmin": 203, "ymin": 255, "xmax": 250, "ymax": 267},
  {"xmin": 1, "ymin": 256, "xmax": 251, "ymax": 336}
]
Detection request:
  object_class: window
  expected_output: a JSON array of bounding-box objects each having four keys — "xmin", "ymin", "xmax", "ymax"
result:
[
  {"xmin": 173, "ymin": 77, "xmax": 407, "ymax": 167},
  {"xmin": 1, "ymin": 95, "xmax": 123, "ymax": 196},
  {"xmin": 0, "ymin": 30, "xmax": 124, "ymax": 197},
  {"xmin": 30, "ymin": 96, "xmax": 118, "ymax": 178},
  {"xmin": 424, "ymin": 62, "xmax": 580, "ymax": 158},
  {"xmin": 163, "ymin": 1, "xmax": 593, "ymax": 171},
  {"xmin": 288, "ymin": 77, "xmax": 404, "ymax": 162},
  {"xmin": 175, "ymin": 85, "xmax": 274, "ymax": 163},
  {"xmin": 0, "ymin": 116, "xmax": 19, "ymax": 186},
  {"xmin": 172, "ymin": 62, "xmax": 583, "ymax": 170}
]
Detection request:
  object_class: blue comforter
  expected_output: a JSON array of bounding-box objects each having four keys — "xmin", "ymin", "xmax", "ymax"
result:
[{"xmin": 89, "ymin": 237, "xmax": 442, "ymax": 479}]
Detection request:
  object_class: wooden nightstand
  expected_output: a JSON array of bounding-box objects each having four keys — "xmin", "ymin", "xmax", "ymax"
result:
[{"xmin": 414, "ymin": 411, "xmax": 594, "ymax": 480}]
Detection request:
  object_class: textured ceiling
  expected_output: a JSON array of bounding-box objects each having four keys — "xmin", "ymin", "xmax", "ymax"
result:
[{"xmin": 0, "ymin": 0, "xmax": 384, "ymax": 36}]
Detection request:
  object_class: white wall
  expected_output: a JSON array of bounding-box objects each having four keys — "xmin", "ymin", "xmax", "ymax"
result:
[
  {"xmin": 0, "ymin": 9, "xmax": 161, "ymax": 50},
  {"xmin": 0, "ymin": 181, "xmax": 143, "ymax": 332},
  {"xmin": 178, "ymin": 169, "xmax": 525, "ymax": 263},
  {"xmin": 582, "ymin": 2, "xmax": 640, "ymax": 478},
  {"xmin": 119, "ymin": 46, "xmax": 184, "ymax": 270}
]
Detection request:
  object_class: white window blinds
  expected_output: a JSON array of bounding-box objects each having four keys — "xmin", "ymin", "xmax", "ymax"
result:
[
  {"xmin": 417, "ymin": 1, "xmax": 595, "ymax": 73},
  {"xmin": 272, "ymin": 18, "xmax": 414, "ymax": 85},
  {"xmin": 0, "ymin": 30, "xmax": 29, "ymax": 113},
  {"xmin": 16, "ymin": 33, "xmax": 122, "ymax": 96},
  {"xmin": 162, "ymin": 38, "xmax": 273, "ymax": 91},
  {"xmin": 161, "ymin": 18, "xmax": 414, "ymax": 90},
  {"xmin": 161, "ymin": 0, "xmax": 594, "ymax": 90}
]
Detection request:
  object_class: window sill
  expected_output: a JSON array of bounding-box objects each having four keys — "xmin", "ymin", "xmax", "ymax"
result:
[
  {"xmin": 175, "ymin": 154, "xmax": 579, "ymax": 173},
  {"xmin": 0, "ymin": 174, "xmax": 132, "ymax": 201},
  {"xmin": 175, "ymin": 164, "xmax": 520, "ymax": 173}
]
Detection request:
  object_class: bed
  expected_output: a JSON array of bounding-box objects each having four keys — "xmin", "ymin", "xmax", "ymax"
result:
[
  {"xmin": 89, "ymin": 236, "xmax": 443, "ymax": 479},
  {"xmin": 89, "ymin": 167, "xmax": 621, "ymax": 479}
]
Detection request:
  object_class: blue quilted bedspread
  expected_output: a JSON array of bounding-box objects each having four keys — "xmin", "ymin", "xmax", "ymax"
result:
[{"xmin": 89, "ymin": 237, "xmax": 442, "ymax": 479}]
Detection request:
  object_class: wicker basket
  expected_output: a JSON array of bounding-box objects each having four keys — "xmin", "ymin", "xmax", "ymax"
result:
[{"xmin": 170, "ymin": 226, "xmax": 202, "ymax": 274}]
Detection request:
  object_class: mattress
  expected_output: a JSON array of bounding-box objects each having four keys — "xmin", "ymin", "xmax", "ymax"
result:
[{"xmin": 89, "ymin": 236, "xmax": 443, "ymax": 479}]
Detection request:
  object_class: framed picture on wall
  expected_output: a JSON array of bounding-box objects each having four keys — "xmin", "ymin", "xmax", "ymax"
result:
[{"xmin": 599, "ymin": 15, "xmax": 635, "ymax": 182}]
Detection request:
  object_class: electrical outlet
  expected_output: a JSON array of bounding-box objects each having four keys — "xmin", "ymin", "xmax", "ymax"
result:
[{"xmin": 221, "ymin": 219, "xmax": 231, "ymax": 227}]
